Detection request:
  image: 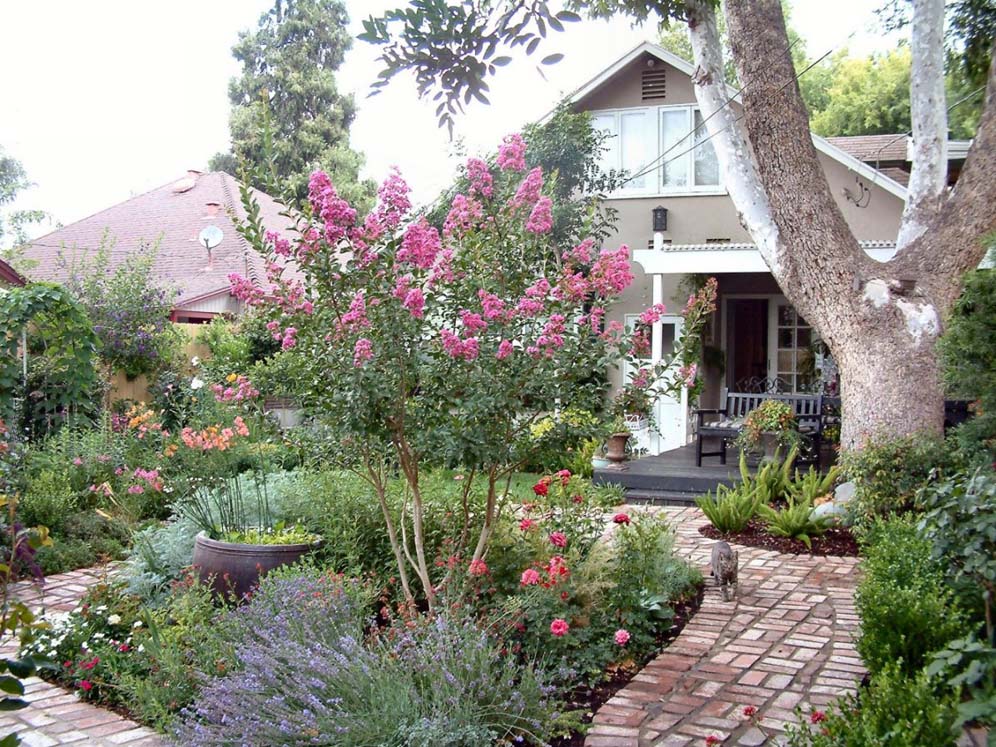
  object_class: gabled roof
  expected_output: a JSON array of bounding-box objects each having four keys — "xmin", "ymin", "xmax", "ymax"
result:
[
  {"xmin": 0, "ymin": 258, "xmax": 25, "ymax": 286},
  {"xmin": 565, "ymin": 41, "xmax": 909, "ymax": 202},
  {"xmin": 20, "ymin": 171, "xmax": 292, "ymax": 306},
  {"xmin": 826, "ymin": 134, "xmax": 909, "ymax": 162}
]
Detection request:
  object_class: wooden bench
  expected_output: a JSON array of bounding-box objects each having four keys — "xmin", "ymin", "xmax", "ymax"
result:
[{"xmin": 695, "ymin": 391, "xmax": 827, "ymax": 467}]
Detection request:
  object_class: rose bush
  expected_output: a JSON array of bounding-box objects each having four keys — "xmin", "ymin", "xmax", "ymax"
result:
[{"xmin": 230, "ymin": 134, "xmax": 713, "ymax": 609}]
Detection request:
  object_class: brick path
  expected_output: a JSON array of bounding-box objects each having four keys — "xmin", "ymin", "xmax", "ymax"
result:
[
  {"xmin": 0, "ymin": 567, "xmax": 163, "ymax": 747},
  {"xmin": 587, "ymin": 506, "xmax": 864, "ymax": 747}
]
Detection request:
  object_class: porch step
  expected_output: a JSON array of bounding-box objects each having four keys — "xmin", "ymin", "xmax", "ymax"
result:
[{"xmin": 622, "ymin": 489, "xmax": 703, "ymax": 506}]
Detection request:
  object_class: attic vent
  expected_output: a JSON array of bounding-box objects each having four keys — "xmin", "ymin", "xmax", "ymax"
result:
[
  {"xmin": 642, "ymin": 67, "xmax": 667, "ymax": 100},
  {"xmin": 706, "ymin": 238, "xmax": 731, "ymax": 244},
  {"xmin": 647, "ymin": 238, "xmax": 672, "ymax": 249}
]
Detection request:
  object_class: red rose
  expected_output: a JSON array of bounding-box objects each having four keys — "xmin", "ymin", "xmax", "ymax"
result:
[
  {"xmin": 613, "ymin": 512, "xmax": 631, "ymax": 525},
  {"xmin": 532, "ymin": 482, "xmax": 549, "ymax": 496}
]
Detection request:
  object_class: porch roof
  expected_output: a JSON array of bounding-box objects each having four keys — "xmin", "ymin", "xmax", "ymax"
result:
[{"xmin": 633, "ymin": 240, "xmax": 898, "ymax": 274}]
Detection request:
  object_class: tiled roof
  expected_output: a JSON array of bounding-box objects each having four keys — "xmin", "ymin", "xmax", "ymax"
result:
[
  {"xmin": 20, "ymin": 172, "xmax": 294, "ymax": 305},
  {"xmin": 825, "ymin": 135, "xmax": 908, "ymax": 163}
]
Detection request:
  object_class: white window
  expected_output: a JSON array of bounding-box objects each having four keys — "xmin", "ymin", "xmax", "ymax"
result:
[
  {"xmin": 592, "ymin": 105, "xmax": 722, "ymax": 196},
  {"xmin": 593, "ymin": 109, "xmax": 652, "ymax": 193}
]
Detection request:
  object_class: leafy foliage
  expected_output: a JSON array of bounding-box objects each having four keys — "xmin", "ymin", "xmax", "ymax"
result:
[
  {"xmin": 856, "ymin": 518, "xmax": 970, "ymax": 677},
  {"xmin": 696, "ymin": 482, "xmax": 761, "ymax": 533},
  {"xmin": 210, "ymin": 0, "xmax": 375, "ymax": 207},
  {"xmin": 0, "ymin": 147, "xmax": 49, "ymax": 250},
  {"xmin": 841, "ymin": 433, "xmax": 949, "ymax": 525},
  {"xmin": 940, "ymin": 260, "xmax": 996, "ymax": 467},
  {"xmin": 62, "ymin": 245, "xmax": 180, "ymax": 379},
  {"xmin": 785, "ymin": 663, "xmax": 960, "ymax": 747},
  {"xmin": 918, "ymin": 468, "xmax": 996, "ymax": 645},
  {"xmin": 0, "ymin": 283, "xmax": 100, "ymax": 436},
  {"xmin": 757, "ymin": 495, "xmax": 830, "ymax": 549},
  {"xmin": 928, "ymin": 634, "xmax": 996, "ymax": 730},
  {"xmin": 787, "ymin": 464, "xmax": 840, "ymax": 504}
]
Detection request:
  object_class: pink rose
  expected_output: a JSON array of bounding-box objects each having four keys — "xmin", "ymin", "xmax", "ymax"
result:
[
  {"xmin": 614, "ymin": 629, "xmax": 631, "ymax": 646},
  {"xmin": 549, "ymin": 618, "xmax": 570, "ymax": 637},
  {"xmin": 520, "ymin": 568, "xmax": 541, "ymax": 586},
  {"xmin": 549, "ymin": 531, "xmax": 567, "ymax": 548}
]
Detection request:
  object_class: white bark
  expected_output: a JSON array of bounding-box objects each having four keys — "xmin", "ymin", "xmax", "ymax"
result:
[
  {"xmin": 686, "ymin": 0, "xmax": 785, "ymax": 276},
  {"xmin": 896, "ymin": 0, "xmax": 948, "ymax": 251}
]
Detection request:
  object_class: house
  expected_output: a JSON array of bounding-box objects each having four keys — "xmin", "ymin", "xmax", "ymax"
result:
[
  {"xmin": 568, "ymin": 42, "xmax": 966, "ymax": 456},
  {"xmin": 20, "ymin": 171, "xmax": 287, "ymax": 323},
  {"xmin": 0, "ymin": 258, "xmax": 25, "ymax": 287}
]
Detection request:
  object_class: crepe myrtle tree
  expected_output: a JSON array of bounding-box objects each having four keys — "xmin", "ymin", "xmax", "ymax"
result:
[
  {"xmin": 229, "ymin": 135, "xmax": 714, "ymax": 610},
  {"xmin": 362, "ymin": 0, "xmax": 996, "ymax": 450}
]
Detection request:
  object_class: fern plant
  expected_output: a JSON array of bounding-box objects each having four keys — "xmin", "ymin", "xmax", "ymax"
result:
[
  {"xmin": 738, "ymin": 446, "xmax": 798, "ymax": 503},
  {"xmin": 787, "ymin": 464, "xmax": 841, "ymax": 504},
  {"xmin": 758, "ymin": 495, "xmax": 831, "ymax": 548},
  {"xmin": 696, "ymin": 482, "xmax": 762, "ymax": 533}
]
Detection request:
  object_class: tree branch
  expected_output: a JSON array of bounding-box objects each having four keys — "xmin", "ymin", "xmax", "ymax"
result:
[
  {"xmin": 686, "ymin": 0, "xmax": 784, "ymax": 275},
  {"xmin": 896, "ymin": 0, "xmax": 949, "ymax": 251}
]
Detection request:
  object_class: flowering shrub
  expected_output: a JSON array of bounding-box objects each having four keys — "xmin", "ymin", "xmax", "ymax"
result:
[
  {"xmin": 229, "ymin": 134, "xmax": 709, "ymax": 610},
  {"xmin": 174, "ymin": 570, "xmax": 562, "ymax": 745},
  {"xmin": 64, "ymin": 248, "xmax": 180, "ymax": 379},
  {"xmin": 737, "ymin": 399, "xmax": 799, "ymax": 452}
]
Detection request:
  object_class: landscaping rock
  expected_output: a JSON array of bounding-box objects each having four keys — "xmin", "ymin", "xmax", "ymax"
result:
[{"xmin": 834, "ymin": 481, "xmax": 856, "ymax": 505}]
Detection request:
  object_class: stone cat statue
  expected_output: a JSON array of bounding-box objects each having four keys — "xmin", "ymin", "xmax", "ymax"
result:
[{"xmin": 711, "ymin": 541, "xmax": 739, "ymax": 601}]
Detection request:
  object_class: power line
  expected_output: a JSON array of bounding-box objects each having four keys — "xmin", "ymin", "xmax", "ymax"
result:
[{"xmin": 614, "ymin": 5, "xmax": 881, "ymax": 188}]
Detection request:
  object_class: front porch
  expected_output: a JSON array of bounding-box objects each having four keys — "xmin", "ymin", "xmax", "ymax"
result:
[{"xmin": 593, "ymin": 442, "xmax": 754, "ymax": 503}]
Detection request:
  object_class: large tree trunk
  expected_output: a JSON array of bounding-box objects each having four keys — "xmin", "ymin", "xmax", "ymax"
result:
[{"xmin": 696, "ymin": 0, "xmax": 996, "ymax": 450}]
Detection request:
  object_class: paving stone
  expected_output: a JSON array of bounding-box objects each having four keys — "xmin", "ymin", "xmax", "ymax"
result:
[{"xmin": 586, "ymin": 506, "xmax": 864, "ymax": 747}]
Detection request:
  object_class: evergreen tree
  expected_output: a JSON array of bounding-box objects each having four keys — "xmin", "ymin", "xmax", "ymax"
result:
[{"xmin": 210, "ymin": 0, "xmax": 375, "ymax": 210}]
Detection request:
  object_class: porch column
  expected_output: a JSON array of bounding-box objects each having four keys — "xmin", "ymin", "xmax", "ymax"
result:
[{"xmin": 649, "ymin": 233, "xmax": 665, "ymax": 455}]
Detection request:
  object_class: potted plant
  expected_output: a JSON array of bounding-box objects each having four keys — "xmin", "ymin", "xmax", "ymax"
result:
[
  {"xmin": 605, "ymin": 415, "xmax": 632, "ymax": 463},
  {"xmin": 172, "ymin": 416, "xmax": 319, "ymax": 599},
  {"xmin": 736, "ymin": 399, "xmax": 799, "ymax": 461}
]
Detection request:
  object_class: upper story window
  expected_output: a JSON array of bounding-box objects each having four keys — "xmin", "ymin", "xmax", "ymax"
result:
[{"xmin": 593, "ymin": 105, "xmax": 722, "ymax": 197}]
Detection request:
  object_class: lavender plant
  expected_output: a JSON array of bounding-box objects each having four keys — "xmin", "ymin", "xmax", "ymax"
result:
[{"xmin": 174, "ymin": 570, "xmax": 562, "ymax": 746}]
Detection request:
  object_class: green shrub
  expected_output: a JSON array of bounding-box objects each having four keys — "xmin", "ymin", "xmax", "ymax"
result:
[
  {"xmin": 918, "ymin": 468, "xmax": 996, "ymax": 643},
  {"xmin": 842, "ymin": 434, "xmax": 949, "ymax": 524},
  {"xmin": 19, "ymin": 468, "xmax": 75, "ymax": 533},
  {"xmin": 856, "ymin": 518, "xmax": 971, "ymax": 677},
  {"xmin": 939, "ymin": 261, "xmax": 996, "ymax": 468},
  {"xmin": 738, "ymin": 447, "xmax": 798, "ymax": 503},
  {"xmin": 696, "ymin": 482, "xmax": 761, "ymax": 533},
  {"xmin": 928, "ymin": 634, "xmax": 996, "ymax": 730},
  {"xmin": 757, "ymin": 496, "xmax": 830, "ymax": 549},
  {"xmin": 785, "ymin": 663, "xmax": 960, "ymax": 747},
  {"xmin": 35, "ymin": 511, "xmax": 130, "ymax": 575}
]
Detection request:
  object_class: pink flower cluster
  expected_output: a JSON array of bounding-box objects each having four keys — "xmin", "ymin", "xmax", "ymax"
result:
[
  {"xmin": 525, "ymin": 196, "xmax": 554, "ymax": 235},
  {"xmin": 466, "ymin": 157, "xmax": 494, "ymax": 198},
  {"xmin": 353, "ymin": 338, "xmax": 373, "ymax": 367},
  {"xmin": 510, "ymin": 167, "xmax": 543, "ymax": 209},
  {"xmin": 515, "ymin": 278, "xmax": 550, "ymax": 317},
  {"xmin": 132, "ymin": 467, "xmax": 163, "ymax": 492},
  {"xmin": 228, "ymin": 273, "xmax": 264, "ymax": 306},
  {"xmin": 443, "ymin": 194, "xmax": 483, "ymax": 237},
  {"xmin": 497, "ymin": 133, "xmax": 527, "ymax": 172},
  {"xmin": 639, "ymin": 303, "xmax": 668, "ymax": 326},
  {"xmin": 531, "ymin": 313, "xmax": 566, "ymax": 358},
  {"xmin": 588, "ymin": 245, "xmax": 635, "ymax": 297},
  {"xmin": 309, "ymin": 171, "xmax": 357, "ymax": 244},
  {"xmin": 368, "ymin": 167, "xmax": 412, "ymax": 234},
  {"xmin": 211, "ymin": 375, "xmax": 259, "ymax": 403},
  {"xmin": 549, "ymin": 618, "xmax": 570, "ymax": 637},
  {"xmin": 478, "ymin": 289, "xmax": 507, "ymax": 321},
  {"xmin": 679, "ymin": 363, "xmax": 698, "ymax": 387},
  {"xmin": 398, "ymin": 218, "xmax": 442, "ymax": 269},
  {"xmin": 440, "ymin": 329, "xmax": 480, "ymax": 361},
  {"xmin": 341, "ymin": 291, "xmax": 370, "ymax": 331},
  {"xmin": 496, "ymin": 339, "xmax": 514, "ymax": 360},
  {"xmin": 459, "ymin": 309, "xmax": 488, "ymax": 334}
]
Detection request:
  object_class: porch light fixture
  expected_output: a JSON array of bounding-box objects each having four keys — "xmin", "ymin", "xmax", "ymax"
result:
[{"xmin": 652, "ymin": 205, "xmax": 668, "ymax": 232}]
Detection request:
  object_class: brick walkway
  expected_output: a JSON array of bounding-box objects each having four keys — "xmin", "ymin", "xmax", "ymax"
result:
[
  {"xmin": 0, "ymin": 567, "xmax": 163, "ymax": 747},
  {"xmin": 587, "ymin": 506, "xmax": 864, "ymax": 747}
]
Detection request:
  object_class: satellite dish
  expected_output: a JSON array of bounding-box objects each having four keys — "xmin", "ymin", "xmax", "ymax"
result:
[{"xmin": 199, "ymin": 225, "xmax": 224, "ymax": 250}]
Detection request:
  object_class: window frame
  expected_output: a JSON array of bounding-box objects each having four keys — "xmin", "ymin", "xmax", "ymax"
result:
[{"xmin": 591, "ymin": 104, "xmax": 727, "ymax": 199}]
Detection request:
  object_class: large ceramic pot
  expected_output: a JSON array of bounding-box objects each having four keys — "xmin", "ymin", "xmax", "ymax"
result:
[
  {"xmin": 759, "ymin": 431, "xmax": 781, "ymax": 463},
  {"xmin": 605, "ymin": 432, "xmax": 631, "ymax": 463},
  {"xmin": 192, "ymin": 532, "xmax": 321, "ymax": 600}
]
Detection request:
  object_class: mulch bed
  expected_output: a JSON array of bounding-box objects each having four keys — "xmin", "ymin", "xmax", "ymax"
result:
[
  {"xmin": 699, "ymin": 519, "xmax": 860, "ymax": 556},
  {"xmin": 551, "ymin": 587, "xmax": 704, "ymax": 747}
]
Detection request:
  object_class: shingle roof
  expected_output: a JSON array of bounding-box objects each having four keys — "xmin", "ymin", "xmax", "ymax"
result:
[
  {"xmin": 825, "ymin": 135, "xmax": 909, "ymax": 163},
  {"xmin": 20, "ymin": 171, "xmax": 294, "ymax": 306}
]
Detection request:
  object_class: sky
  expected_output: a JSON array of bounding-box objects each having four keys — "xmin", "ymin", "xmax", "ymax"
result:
[{"xmin": 1, "ymin": 0, "xmax": 902, "ymax": 241}]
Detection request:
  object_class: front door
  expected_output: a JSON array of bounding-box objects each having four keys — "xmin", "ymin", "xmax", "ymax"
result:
[
  {"xmin": 624, "ymin": 314, "xmax": 687, "ymax": 455},
  {"xmin": 727, "ymin": 298, "xmax": 769, "ymax": 391}
]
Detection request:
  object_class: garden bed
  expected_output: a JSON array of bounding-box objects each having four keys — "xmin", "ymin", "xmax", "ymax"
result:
[
  {"xmin": 699, "ymin": 519, "xmax": 860, "ymax": 556},
  {"xmin": 552, "ymin": 588, "xmax": 703, "ymax": 747}
]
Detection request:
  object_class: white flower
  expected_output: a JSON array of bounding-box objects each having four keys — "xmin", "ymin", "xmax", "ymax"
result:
[
  {"xmin": 132, "ymin": 620, "xmax": 143, "ymax": 629},
  {"xmin": 107, "ymin": 614, "xmax": 121, "ymax": 625},
  {"xmin": 190, "ymin": 377, "xmax": 205, "ymax": 390},
  {"xmin": 137, "ymin": 644, "xmax": 145, "ymax": 653},
  {"xmin": 191, "ymin": 356, "xmax": 201, "ymax": 367}
]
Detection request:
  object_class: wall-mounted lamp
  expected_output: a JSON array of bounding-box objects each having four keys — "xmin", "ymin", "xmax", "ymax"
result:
[{"xmin": 652, "ymin": 205, "xmax": 668, "ymax": 232}]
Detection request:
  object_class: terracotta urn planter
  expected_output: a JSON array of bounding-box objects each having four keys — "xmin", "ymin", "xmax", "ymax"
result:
[
  {"xmin": 605, "ymin": 432, "xmax": 631, "ymax": 463},
  {"xmin": 759, "ymin": 431, "xmax": 781, "ymax": 462},
  {"xmin": 192, "ymin": 532, "xmax": 321, "ymax": 600}
]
